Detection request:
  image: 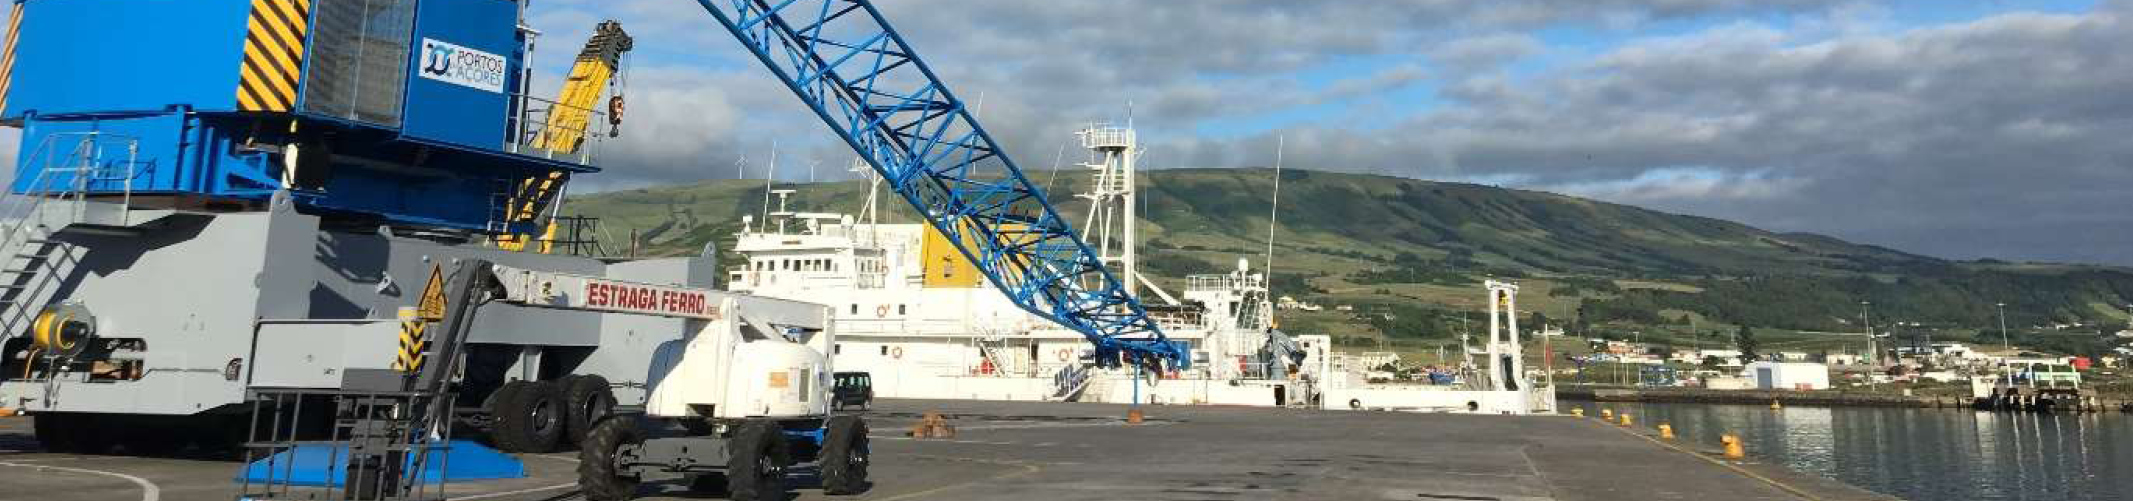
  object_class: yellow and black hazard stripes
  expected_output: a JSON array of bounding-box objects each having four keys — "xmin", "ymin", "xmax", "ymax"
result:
[
  {"xmin": 395, "ymin": 320, "xmax": 428, "ymax": 373},
  {"xmin": 0, "ymin": 2, "xmax": 24, "ymax": 116},
  {"xmin": 237, "ymin": 0, "xmax": 311, "ymax": 112}
]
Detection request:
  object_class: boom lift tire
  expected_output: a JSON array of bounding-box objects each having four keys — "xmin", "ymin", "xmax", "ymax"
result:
[
  {"xmin": 725, "ymin": 420, "xmax": 791, "ymax": 501},
  {"xmin": 820, "ymin": 415, "xmax": 870, "ymax": 495},
  {"xmin": 32, "ymin": 412, "xmax": 79, "ymax": 453},
  {"xmin": 562, "ymin": 374, "xmax": 617, "ymax": 445},
  {"xmin": 576, "ymin": 416, "xmax": 645, "ymax": 501},
  {"xmin": 490, "ymin": 380, "xmax": 566, "ymax": 453}
]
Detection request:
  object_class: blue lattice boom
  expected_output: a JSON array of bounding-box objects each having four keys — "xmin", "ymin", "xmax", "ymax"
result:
[{"xmin": 693, "ymin": 0, "xmax": 1187, "ymax": 368}]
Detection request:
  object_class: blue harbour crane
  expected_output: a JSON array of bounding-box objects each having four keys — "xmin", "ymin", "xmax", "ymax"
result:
[{"xmin": 691, "ymin": 0, "xmax": 1189, "ymax": 368}]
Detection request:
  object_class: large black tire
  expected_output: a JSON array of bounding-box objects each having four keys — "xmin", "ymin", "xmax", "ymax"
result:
[
  {"xmin": 820, "ymin": 415, "xmax": 870, "ymax": 495},
  {"xmin": 726, "ymin": 420, "xmax": 791, "ymax": 501},
  {"xmin": 562, "ymin": 375, "xmax": 617, "ymax": 446},
  {"xmin": 576, "ymin": 416, "xmax": 645, "ymax": 501},
  {"xmin": 687, "ymin": 473, "xmax": 728, "ymax": 494},
  {"xmin": 64, "ymin": 413, "xmax": 115, "ymax": 454},
  {"xmin": 490, "ymin": 380, "xmax": 566, "ymax": 453},
  {"xmin": 32, "ymin": 412, "xmax": 79, "ymax": 453},
  {"xmin": 121, "ymin": 423, "xmax": 186, "ymax": 456}
]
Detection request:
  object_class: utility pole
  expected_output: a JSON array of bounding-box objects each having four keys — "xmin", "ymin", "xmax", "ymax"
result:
[
  {"xmin": 1861, "ymin": 300, "xmax": 1875, "ymax": 389},
  {"xmin": 1996, "ymin": 302, "xmax": 2010, "ymax": 351},
  {"xmin": 1860, "ymin": 301, "xmax": 1875, "ymax": 365}
]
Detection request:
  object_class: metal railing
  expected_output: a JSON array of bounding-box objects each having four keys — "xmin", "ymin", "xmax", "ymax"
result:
[
  {"xmin": 503, "ymin": 93, "xmax": 615, "ymax": 165},
  {"xmin": 0, "ymin": 132, "xmax": 140, "ymax": 334},
  {"xmin": 237, "ymin": 389, "xmax": 456, "ymax": 501}
]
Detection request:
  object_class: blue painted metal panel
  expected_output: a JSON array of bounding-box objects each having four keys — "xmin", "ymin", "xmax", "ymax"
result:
[
  {"xmin": 306, "ymin": 152, "xmax": 500, "ymax": 229},
  {"xmin": 5, "ymin": 0, "xmax": 250, "ymax": 119},
  {"xmin": 12, "ymin": 113, "xmax": 278, "ymax": 197},
  {"xmin": 398, "ymin": 0, "xmax": 515, "ymax": 150},
  {"xmin": 235, "ymin": 439, "xmax": 526, "ymax": 486},
  {"xmin": 692, "ymin": 0, "xmax": 1187, "ymax": 367}
]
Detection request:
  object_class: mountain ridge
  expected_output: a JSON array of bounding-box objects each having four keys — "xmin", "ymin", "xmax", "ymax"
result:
[{"xmin": 562, "ymin": 167, "xmax": 2133, "ymax": 344}]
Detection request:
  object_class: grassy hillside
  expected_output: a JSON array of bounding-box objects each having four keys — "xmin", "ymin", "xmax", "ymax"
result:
[{"xmin": 561, "ymin": 168, "xmax": 2133, "ymax": 357}]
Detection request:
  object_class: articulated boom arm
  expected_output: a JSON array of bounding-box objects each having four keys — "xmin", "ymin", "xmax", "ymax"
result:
[{"xmin": 691, "ymin": 0, "xmax": 1186, "ymax": 367}]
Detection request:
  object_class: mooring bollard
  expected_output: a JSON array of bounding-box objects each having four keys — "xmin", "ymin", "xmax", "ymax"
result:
[
  {"xmin": 1601, "ymin": 408, "xmax": 1614, "ymax": 420},
  {"xmin": 1617, "ymin": 413, "xmax": 1633, "ymax": 427},
  {"xmin": 1770, "ymin": 399, "xmax": 1782, "ymax": 410},
  {"xmin": 1127, "ymin": 408, "xmax": 1145, "ymax": 425},
  {"xmin": 1571, "ymin": 408, "xmax": 1585, "ymax": 418},
  {"xmin": 1658, "ymin": 423, "xmax": 1675, "ymax": 439},
  {"xmin": 1721, "ymin": 433, "xmax": 1746, "ymax": 459}
]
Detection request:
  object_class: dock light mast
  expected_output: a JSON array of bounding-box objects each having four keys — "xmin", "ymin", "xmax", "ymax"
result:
[
  {"xmin": 1484, "ymin": 280, "xmax": 1524, "ymax": 392},
  {"xmin": 1077, "ymin": 124, "xmax": 1140, "ymax": 299}
]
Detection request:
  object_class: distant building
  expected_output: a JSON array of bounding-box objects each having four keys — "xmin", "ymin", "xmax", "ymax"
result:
[
  {"xmin": 1824, "ymin": 353, "xmax": 1863, "ymax": 366},
  {"xmin": 1776, "ymin": 351, "xmax": 1810, "ymax": 362},
  {"xmin": 1356, "ymin": 351, "xmax": 1400, "ymax": 369},
  {"xmin": 1746, "ymin": 362, "xmax": 1831, "ymax": 390},
  {"xmin": 1275, "ymin": 295, "xmax": 1323, "ymax": 311}
]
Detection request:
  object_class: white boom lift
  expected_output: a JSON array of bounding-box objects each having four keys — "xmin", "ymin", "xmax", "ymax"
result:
[{"xmin": 476, "ymin": 264, "xmax": 867, "ymax": 501}]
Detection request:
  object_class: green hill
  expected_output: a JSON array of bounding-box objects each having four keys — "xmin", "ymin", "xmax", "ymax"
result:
[{"xmin": 562, "ymin": 168, "xmax": 2133, "ymax": 356}]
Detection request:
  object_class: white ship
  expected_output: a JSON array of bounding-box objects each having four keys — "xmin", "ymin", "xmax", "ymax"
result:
[{"xmin": 724, "ymin": 124, "xmax": 1550, "ymax": 413}]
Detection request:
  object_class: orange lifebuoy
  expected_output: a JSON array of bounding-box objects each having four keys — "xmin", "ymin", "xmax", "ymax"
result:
[
  {"xmin": 876, "ymin": 305, "xmax": 890, "ymax": 318},
  {"xmin": 890, "ymin": 346, "xmax": 904, "ymax": 359}
]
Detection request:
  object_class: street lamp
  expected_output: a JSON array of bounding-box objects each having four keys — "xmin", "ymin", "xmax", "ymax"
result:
[
  {"xmin": 1996, "ymin": 302, "xmax": 2010, "ymax": 351},
  {"xmin": 1860, "ymin": 301, "xmax": 1874, "ymax": 365}
]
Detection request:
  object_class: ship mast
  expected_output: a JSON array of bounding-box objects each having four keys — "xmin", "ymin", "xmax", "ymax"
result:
[{"xmin": 1077, "ymin": 124, "xmax": 1140, "ymax": 299}]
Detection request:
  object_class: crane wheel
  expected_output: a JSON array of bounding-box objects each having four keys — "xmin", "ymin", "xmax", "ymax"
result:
[
  {"xmin": 576, "ymin": 416, "xmax": 645, "ymax": 501},
  {"xmin": 686, "ymin": 473, "xmax": 729, "ymax": 494},
  {"xmin": 820, "ymin": 415, "xmax": 870, "ymax": 495},
  {"xmin": 726, "ymin": 420, "xmax": 790, "ymax": 501},
  {"xmin": 490, "ymin": 380, "xmax": 566, "ymax": 453},
  {"xmin": 33, "ymin": 412, "xmax": 81, "ymax": 453},
  {"xmin": 562, "ymin": 375, "xmax": 617, "ymax": 446}
]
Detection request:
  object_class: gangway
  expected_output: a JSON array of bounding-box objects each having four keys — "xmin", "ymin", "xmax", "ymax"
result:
[{"xmin": 690, "ymin": 0, "xmax": 1185, "ymax": 368}]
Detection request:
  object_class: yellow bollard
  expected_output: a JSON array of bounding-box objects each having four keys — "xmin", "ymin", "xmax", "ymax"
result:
[
  {"xmin": 1126, "ymin": 408, "xmax": 1145, "ymax": 425},
  {"xmin": 1600, "ymin": 408, "xmax": 1614, "ymax": 420},
  {"xmin": 1658, "ymin": 423, "xmax": 1675, "ymax": 439},
  {"xmin": 1571, "ymin": 408, "xmax": 1585, "ymax": 418},
  {"xmin": 1617, "ymin": 413, "xmax": 1633, "ymax": 427},
  {"xmin": 1770, "ymin": 399, "xmax": 1783, "ymax": 410},
  {"xmin": 1721, "ymin": 433, "xmax": 1746, "ymax": 459}
]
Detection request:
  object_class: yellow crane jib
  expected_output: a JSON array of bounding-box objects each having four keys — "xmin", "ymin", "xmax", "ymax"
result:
[
  {"xmin": 533, "ymin": 20, "xmax": 632, "ymax": 155},
  {"xmin": 498, "ymin": 21, "xmax": 632, "ymax": 252}
]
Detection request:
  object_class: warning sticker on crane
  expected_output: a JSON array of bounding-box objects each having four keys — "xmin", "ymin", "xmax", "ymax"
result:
[{"xmin": 416, "ymin": 265, "xmax": 448, "ymax": 321}]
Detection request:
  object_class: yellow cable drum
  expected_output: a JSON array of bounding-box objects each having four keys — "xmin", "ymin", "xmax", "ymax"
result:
[{"xmin": 30, "ymin": 303, "xmax": 94, "ymax": 358}]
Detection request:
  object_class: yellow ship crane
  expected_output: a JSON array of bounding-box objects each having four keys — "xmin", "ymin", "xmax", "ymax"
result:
[{"xmin": 497, "ymin": 20, "xmax": 633, "ymax": 251}]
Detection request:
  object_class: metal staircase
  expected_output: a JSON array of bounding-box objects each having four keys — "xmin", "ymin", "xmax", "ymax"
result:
[{"xmin": 0, "ymin": 132, "xmax": 140, "ymax": 334}]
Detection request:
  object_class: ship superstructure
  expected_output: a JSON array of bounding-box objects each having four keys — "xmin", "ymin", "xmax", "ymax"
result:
[{"xmin": 727, "ymin": 124, "xmax": 1326, "ymax": 405}]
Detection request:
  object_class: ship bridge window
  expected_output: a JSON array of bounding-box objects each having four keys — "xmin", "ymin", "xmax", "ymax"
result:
[
  {"xmin": 880, "ymin": 346, "xmax": 889, "ymax": 356},
  {"xmin": 850, "ymin": 304, "xmax": 859, "ymax": 315},
  {"xmin": 898, "ymin": 304, "xmax": 907, "ymax": 315}
]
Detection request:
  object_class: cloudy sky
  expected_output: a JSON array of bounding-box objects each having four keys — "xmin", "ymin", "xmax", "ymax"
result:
[
  {"xmin": 524, "ymin": 0, "xmax": 2133, "ymax": 266},
  {"xmin": 19, "ymin": 0, "xmax": 2130, "ymax": 266}
]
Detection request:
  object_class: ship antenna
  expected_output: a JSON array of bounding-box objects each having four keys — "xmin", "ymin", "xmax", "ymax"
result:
[
  {"xmin": 760, "ymin": 139, "xmax": 778, "ymax": 231},
  {"xmin": 1264, "ymin": 134, "xmax": 1285, "ymax": 329}
]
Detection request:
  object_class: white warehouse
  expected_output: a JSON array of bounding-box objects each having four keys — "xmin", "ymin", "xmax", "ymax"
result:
[{"xmin": 1746, "ymin": 362, "xmax": 1831, "ymax": 390}]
